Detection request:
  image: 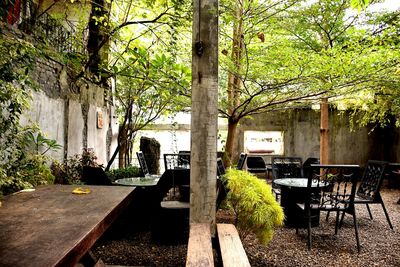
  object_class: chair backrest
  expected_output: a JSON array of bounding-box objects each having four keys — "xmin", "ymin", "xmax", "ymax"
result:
[
  {"xmin": 164, "ymin": 153, "xmax": 190, "ymax": 170},
  {"xmin": 246, "ymin": 156, "xmax": 266, "ymax": 169},
  {"xmin": 236, "ymin": 153, "xmax": 247, "ymax": 170},
  {"xmin": 178, "ymin": 151, "xmax": 191, "ymax": 168},
  {"xmin": 302, "ymin": 157, "xmax": 320, "ymax": 178},
  {"xmin": 136, "ymin": 151, "xmax": 149, "ymax": 176},
  {"xmin": 271, "ymin": 156, "xmax": 303, "ymax": 179},
  {"xmin": 307, "ymin": 164, "xmax": 360, "ymax": 210},
  {"xmin": 81, "ymin": 166, "xmax": 112, "ymax": 185},
  {"xmin": 356, "ymin": 160, "xmax": 387, "ymax": 201},
  {"xmin": 216, "ymin": 158, "xmax": 228, "ymax": 209},
  {"xmin": 217, "ymin": 158, "xmax": 226, "ymax": 176}
]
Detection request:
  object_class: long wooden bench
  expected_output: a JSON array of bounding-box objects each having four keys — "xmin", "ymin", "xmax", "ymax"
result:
[{"xmin": 186, "ymin": 223, "xmax": 250, "ymax": 267}]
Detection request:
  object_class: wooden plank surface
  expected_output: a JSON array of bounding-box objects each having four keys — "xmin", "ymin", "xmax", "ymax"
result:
[
  {"xmin": 217, "ymin": 224, "xmax": 250, "ymax": 267},
  {"xmin": 186, "ymin": 223, "xmax": 214, "ymax": 267},
  {"xmin": 0, "ymin": 185, "xmax": 135, "ymax": 267}
]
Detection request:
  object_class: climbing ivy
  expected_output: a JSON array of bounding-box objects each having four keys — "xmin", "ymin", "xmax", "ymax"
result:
[{"xmin": 0, "ymin": 35, "xmax": 56, "ymax": 196}]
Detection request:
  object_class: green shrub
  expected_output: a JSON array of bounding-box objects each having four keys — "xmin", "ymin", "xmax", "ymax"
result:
[
  {"xmin": 51, "ymin": 149, "xmax": 102, "ymax": 185},
  {"xmin": 106, "ymin": 166, "xmax": 141, "ymax": 181},
  {"xmin": 224, "ymin": 168, "xmax": 284, "ymax": 244}
]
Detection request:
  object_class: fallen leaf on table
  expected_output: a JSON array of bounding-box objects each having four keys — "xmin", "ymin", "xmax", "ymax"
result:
[{"xmin": 72, "ymin": 187, "xmax": 91, "ymax": 194}]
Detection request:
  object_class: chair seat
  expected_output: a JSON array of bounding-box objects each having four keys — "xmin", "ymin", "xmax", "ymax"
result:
[
  {"xmin": 161, "ymin": 200, "xmax": 190, "ymax": 209},
  {"xmin": 353, "ymin": 196, "xmax": 373, "ymax": 203},
  {"xmin": 298, "ymin": 202, "xmax": 348, "ymax": 211}
]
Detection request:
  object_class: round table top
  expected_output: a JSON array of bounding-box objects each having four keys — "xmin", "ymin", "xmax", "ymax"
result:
[
  {"xmin": 114, "ymin": 176, "xmax": 160, "ymax": 186},
  {"xmin": 273, "ymin": 178, "xmax": 323, "ymax": 188}
]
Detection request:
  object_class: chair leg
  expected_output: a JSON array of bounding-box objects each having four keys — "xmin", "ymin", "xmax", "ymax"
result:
[
  {"xmin": 380, "ymin": 200, "xmax": 394, "ymax": 229},
  {"xmin": 307, "ymin": 213, "xmax": 312, "ymax": 250},
  {"xmin": 366, "ymin": 203, "xmax": 373, "ymax": 220},
  {"xmin": 352, "ymin": 210, "xmax": 361, "ymax": 253},
  {"xmin": 326, "ymin": 211, "xmax": 330, "ymax": 222},
  {"xmin": 334, "ymin": 211, "xmax": 340, "ymax": 235},
  {"xmin": 339, "ymin": 210, "xmax": 346, "ymax": 228}
]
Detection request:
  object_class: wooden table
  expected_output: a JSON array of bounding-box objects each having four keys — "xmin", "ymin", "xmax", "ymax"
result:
[{"xmin": 0, "ymin": 185, "xmax": 135, "ymax": 267}]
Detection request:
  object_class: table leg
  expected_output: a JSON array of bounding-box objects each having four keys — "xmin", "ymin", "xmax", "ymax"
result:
[{"xmin": 280, "ymin": 187, "xmax": 320, "ymax": 228}]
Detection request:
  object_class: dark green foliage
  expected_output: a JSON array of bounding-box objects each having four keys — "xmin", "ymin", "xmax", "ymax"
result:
[
  {"xmin": 51, "ymin": 149, "xmax": 102, "ymax": 185},
  {"xmin": 105, "ymin": 166, "xmax": 141, "ymax": 181}
]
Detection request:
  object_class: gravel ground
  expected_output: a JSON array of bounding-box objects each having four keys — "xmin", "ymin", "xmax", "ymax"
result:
[{"xmin": 93, "ymin": 188, "xmax": 400, "ymax": 266}]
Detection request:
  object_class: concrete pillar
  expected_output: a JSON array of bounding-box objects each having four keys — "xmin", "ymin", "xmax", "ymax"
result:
[{"xmin": 190, "ymin": 0, "xmax": 219, "ymax": 228}]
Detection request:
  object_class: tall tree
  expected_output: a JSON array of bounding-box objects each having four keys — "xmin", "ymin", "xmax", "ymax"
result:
[
  {"xmin": 218, "ymin": 0, "xmax": 400, "ymax": 164},
  {"xmin": 104, "ymin": 0, "xmax": 192, "ymax": 170}
]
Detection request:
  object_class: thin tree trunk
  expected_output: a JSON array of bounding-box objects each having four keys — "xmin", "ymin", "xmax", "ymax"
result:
[
  {"xmin": 225, "ymin": 2, "xmax": 244, "ymax": 164},
  {"xmin": 224, "ymin": 118, "xmax": 239, "ymax": 166}
]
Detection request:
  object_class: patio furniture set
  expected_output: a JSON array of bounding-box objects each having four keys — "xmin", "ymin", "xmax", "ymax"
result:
[
  {"xmin": 0, "ymin": 151, "xmax": 396, "ymax": 266},
  {"xmin": 270, "ymin": 157, "xmax": 394, "ymax": 252}
]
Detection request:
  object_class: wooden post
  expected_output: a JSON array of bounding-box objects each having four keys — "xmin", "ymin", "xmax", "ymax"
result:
[
  {"xmin": 320, "ymin": 98, "xmax": 329, "ymax": 164},
  {"xmin": 190, "ymin": 0, "xmax": 219, "ymax": 228}
]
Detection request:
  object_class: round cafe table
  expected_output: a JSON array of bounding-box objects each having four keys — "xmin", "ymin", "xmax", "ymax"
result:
[
  {"xmin": 113, "ymin": 176, "xmax": 160, "ymax": 229},
  {"xmin": 274, "ymin": 178, "xmax": 321, "ymax": 228},
  {"xmin": 114, "ymin": 176, "xmax": 160, "ymax": 187}
]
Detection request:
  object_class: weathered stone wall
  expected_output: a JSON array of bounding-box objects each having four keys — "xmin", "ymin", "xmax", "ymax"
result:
[{"xmin": 21, "ymin": 58, "xmax": 118, "ymax": 166}]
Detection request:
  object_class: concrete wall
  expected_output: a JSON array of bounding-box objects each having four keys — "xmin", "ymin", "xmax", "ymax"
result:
[
  {"xmin": 21, "ymin": 58, "xmax": 117, "ymax": 166},
  {"xmin": 238, "ymin": 109, "xmax": 395, "ymax": 167}
]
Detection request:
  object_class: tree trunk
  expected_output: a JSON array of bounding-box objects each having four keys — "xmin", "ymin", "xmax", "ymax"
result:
[
  {"xmin": 87, "ymin": 0, "xmax": 110, "ymax": 78},
  {"xmin": 224, "ymin": 118, "xmax": 239, "ymax": 166},
  {"xmin": 227, "ymin": 3, "xmax": 244, "ymax": 115},
  {"xmin": 320, "ymin": 98, "xmax": 329, "ymax": 164},
  {"xmin": 225, "ymin": 2, "xmax": 244, "ymax": 165},
  {"xmin": 190, "ymin": 0, "xmax": 219, "ymax": 230},
  {"xmin": 118, "ymin": 126, "xmax": 128, "ymax": 168}
]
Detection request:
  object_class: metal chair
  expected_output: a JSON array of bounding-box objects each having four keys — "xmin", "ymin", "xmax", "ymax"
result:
[
  {"xmin": 217, "ymin": 157, "xmax": 226, "ymax": 176},
  {"xmin": 216, "ymin": 158, "xmax": 229, "ymax": 210},
  {"xmin": 296, "ymin": 164, "xmax": 361, "ymax": 252},
  {"xmin": 164, "ymin": 153, "xmax": 190, "ymax": 170},
  {"xmin": 271, "ymin": 156, "xmax": 303, "ymax": 200},
  {"xmin": 340, "ymin": 160, "xmax": 393, "ymax": 229},
  {"xmin": 246, "ymin": 156, "xmax": 266, "ymax": 174},
  {"xmin": 302, "ymin": 157, "xmax": 320, "ymax": 179},
  {"xmin": 136, "ymin": 151, "xmax": 150, "ymax": 176},
  {"xmin": 236, "ymin": 153, "xmax": 247, "ymax": 170},
  {"xmin": 81, "ymin": 166, "xmax": 112, "ymax": 185}
]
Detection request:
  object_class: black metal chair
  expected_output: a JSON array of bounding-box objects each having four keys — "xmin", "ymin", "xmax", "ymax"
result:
[
  {"xmin": 246, "ymin": 156, "xmax": 267, "ymax": 174},
  {"xmin": 271, "ymin": 156, "xmax": 303, "ymax": 200},
  {"xmin": 340, "ymin": 160, "xmax": 393, "ymax": 230},
  {"xmin": 216, "ymin": 158, "xmax": 229, "ymax": 210},
  {"xmin": 217, "ymin": 157, "xmax": 226, "ymax": 176},
  {"xmin": 81, "ymin": 166, "xmax": 112, "ymax": 185},
  {"xmin": 302, "ymin": 157, "xmax": 320, "ymax": 179},
  {"xmin": 296, "ymin": 164, "xmax": 361, "ymax": 252},
  {"xmin": 164, "ymin": 153, "xmax": 190, "ymax": 170},
  {"xmin": 136, "ymin": 151, "xmax": 150, "ymax": 176},
  {"xmin": 236, "ymin": 153, "xmax": 247, "ymax": 170}
]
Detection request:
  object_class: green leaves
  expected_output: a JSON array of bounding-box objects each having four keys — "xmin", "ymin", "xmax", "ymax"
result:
[{"xmin": 224, "ymin": 169, "xmax": 284, "ymax": 244}]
